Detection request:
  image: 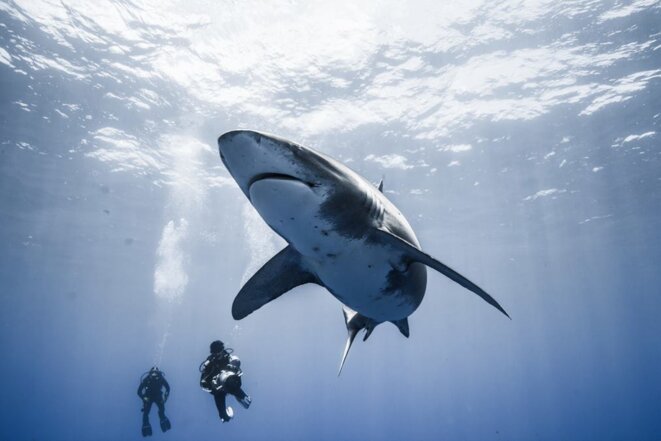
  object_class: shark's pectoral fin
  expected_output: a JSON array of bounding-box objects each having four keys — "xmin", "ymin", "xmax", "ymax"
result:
[
  {"xmin": 390, "ymin": 318, "xmax": 409, "ymax": 337},
  {"xmin": 373, "ymin": 228, "xmax": 510, "ymax": 319},
  {"xmin": 232, "ymin": 245, "xmax": 319, "ymax": 320},
  {"xmin": 338, "ymin": 307, "xmax": 378, "ymax": 376}
]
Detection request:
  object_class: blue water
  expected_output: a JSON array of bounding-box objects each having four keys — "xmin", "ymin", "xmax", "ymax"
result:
[{"xmin": 1, "ymin": 1, "xmax": 661, "ymax": 440}]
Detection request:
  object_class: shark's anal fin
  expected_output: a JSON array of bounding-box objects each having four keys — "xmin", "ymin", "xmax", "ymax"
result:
[
  {"xmin": 232, "ymin": 245, "xmax": 319, "ymax": 320},
  {"xmin": 390, "ymin": 318, "xmax": 409, "ymax": 337},
  {"xmin": 373, "ymin": 228, "xmax": 510, "ymax": 319}
]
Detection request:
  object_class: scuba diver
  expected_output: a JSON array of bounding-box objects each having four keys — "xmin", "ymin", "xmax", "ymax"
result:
[
  {"xmin": 137, "ymin": 367, "xmax": 171, "ymax": 436},
  {"xmin": 200, "ymin": 340, "xmax": 251, "ymax": 422}
]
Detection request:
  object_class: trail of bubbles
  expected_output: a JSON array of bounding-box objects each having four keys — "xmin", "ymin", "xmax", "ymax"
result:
[
  {"xmin": 230, "ymin": 202, "xmax": 283, "ymax": 336},
  {"xmin": 153, "ymin": 312, "xmax": 172, "ymax": 367},
  {"xmin": 154, "ymin": 218, "xmax": 189, "ymax": 302},
  {"xmin": 149, "ymin": 135, "xmax": 214, "ymax": 362},
  {"xmin": 240, "ymin": 201, "xmax": 282, "ymax": 285},
  {"xmin": 150, "ymin": 217, "xmax": 189, "ymax": 364}
]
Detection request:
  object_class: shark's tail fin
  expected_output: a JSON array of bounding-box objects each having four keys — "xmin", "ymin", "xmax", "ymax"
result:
[{"xmin": 338, "ymin": 307, "xmax": 377, "ymax": 376}]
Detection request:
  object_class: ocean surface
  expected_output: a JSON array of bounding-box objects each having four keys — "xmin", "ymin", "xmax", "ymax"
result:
[{"xmin": 1, "ymin": 1, "xmax": 660, "ymax": 440}]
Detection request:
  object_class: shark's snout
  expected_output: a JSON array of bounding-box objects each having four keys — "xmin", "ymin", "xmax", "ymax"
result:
[
  {"xmin": 218, "ymin": 130, "xmax": 278, "ymax": 161},
  {"xmin": 217, "ymin": 131, "xmax": 266, "ymax": 176},
  {"xmin": 217, "ymin": 130, "xmax": 308, "ymax": 198},
  {"xmin": 218, "ymin": 130, "xmax": 258, "ymax": 157}
]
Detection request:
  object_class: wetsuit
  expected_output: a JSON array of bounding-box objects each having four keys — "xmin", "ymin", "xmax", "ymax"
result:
[
  {"xmin": 137, "ymin": 373, "xmax": 170, "ymax": 428},
  {"xmin": 200, "ymin": 351, "xmax": 249, "ymax": 421}
]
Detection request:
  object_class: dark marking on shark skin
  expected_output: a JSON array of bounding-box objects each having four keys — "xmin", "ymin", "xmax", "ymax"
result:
[
  {"xmin": 319, "ymin": 185, "xmax": 378, "ymax": 239},
  {"xmin": 383, "ymin": 269, "xmax": 406, "ymax": 297},
  {"xmin": 381, "ymin": 262, "xmax": 427, "ymax": 310}
]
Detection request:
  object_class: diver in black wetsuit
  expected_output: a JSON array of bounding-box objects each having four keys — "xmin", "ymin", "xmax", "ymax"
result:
[
  {"xmin": 200, "ymin": 340, "xmax": 251, "ymax": 422},
  {"xmin": 137, "ymin": 367, "xmax": 171, "ymax": 436}
]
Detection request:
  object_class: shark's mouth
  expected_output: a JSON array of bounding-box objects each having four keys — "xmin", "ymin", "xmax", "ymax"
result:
[{"xmin": 248, "ymin": 172, "xmax": 317, "ymax": 189}]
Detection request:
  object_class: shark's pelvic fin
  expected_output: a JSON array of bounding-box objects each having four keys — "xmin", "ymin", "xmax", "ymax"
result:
[
  {"xmin": 338, "ymin": 306, "xmax": 377, "ymax": 376},
  {"xmin": 373, "ymin": 228, "xmax": 510, "ymax": 319},
  {"xmin": 390, "ymin": 318, "xmax": 410, "ymax": 337},
  {"xmin": 338, "ymin": 326, "xmax": 358, "ymax": 377},
  {"xmin": 232, "ymin": 245, "xmax": 319, "ymax": 320}
]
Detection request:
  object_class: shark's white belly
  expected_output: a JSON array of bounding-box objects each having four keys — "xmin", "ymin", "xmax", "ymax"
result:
[
  {"xmin": 309, "ymin": 237, "xmax": 418, "ymax": 322},
  {"xmin": 249, "ymin": 176, "xmax": 423, "ymax": 322}
]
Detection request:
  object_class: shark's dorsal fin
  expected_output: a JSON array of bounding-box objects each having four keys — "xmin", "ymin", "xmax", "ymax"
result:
[
  {"xmin": 232, "ymin": 245, "xmax": 319, "ymax": 320},
  {"xmin": 373, "ymin": 228, "xmax": 510, "ymax": 319},
  {"xmin": 390, "ymin": 318, "xmax": 409, "ymax": 337}
]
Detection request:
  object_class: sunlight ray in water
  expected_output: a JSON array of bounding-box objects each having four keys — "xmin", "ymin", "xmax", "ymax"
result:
[{"xmin": 1, "ymin": 0, "xmax": 660, "ymax": 439}]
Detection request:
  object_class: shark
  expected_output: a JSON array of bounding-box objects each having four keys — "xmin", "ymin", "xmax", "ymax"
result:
[{"xmin": 217, "ymin": 130, "xmax": 509, "ymax": 374}]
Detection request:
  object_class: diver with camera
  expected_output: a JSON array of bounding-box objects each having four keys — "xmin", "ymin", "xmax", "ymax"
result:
[{"xmin": 200, "ymin": 340, "xmax": 251, "ymax": 422}]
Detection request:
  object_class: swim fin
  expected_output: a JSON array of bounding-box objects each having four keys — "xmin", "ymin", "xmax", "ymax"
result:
[
  {"xmin": 221, "ymin": 406, "xmax": 234, "ymax": 423},
  {"xmin": 141, "ymin": 423, "xmax": 152, "ymax": 437},
  {"xmin": 238, "ymin": 395, "xmax": 251, "ymax": 409},
  {"xmin": 160, "ymin": 417, "xmax": 171, "ymax": 432}
]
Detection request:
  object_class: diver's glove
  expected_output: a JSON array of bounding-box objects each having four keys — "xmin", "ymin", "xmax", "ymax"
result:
[{"xmin": 163, "ymin": 392, "xmax": 169, "ymax": 402}]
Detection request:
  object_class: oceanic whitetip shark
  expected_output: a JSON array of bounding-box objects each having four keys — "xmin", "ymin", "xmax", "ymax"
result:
[{"xmin": 217, "ymin": 130, "xmax": 509, "ymax": 375}]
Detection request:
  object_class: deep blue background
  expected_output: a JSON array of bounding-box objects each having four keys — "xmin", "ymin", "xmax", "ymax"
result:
[{"xmin": 1, "ymin": 1, "xmax": 660, "ymax": 440}]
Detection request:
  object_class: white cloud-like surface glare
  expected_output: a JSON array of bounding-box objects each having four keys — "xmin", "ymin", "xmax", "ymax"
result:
[{"xmin": 3, "ymin": 0, "xmax": 660, "ymax": 147}]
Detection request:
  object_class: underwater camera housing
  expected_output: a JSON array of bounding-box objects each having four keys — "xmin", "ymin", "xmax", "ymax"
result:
[{"xmin": 211, "ymin": 355, "xmax": 243, "ymax": 393}]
